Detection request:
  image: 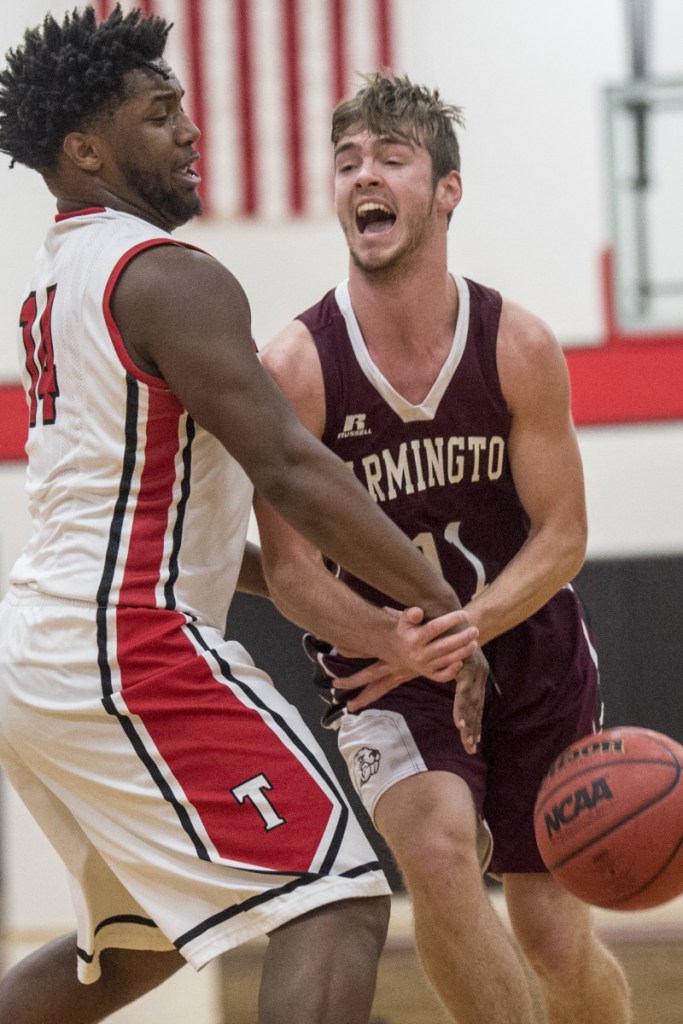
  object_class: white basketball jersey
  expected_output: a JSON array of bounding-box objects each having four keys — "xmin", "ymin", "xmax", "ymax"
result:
[{"xmin": 11, "ymin": 207, "xmax": 252, "ymax": 628}]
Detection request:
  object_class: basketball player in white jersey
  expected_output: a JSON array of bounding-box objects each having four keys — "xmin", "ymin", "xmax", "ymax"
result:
[{"xmin": 0, "ymin": 9, "xmax": 485, "ymax": 1023}]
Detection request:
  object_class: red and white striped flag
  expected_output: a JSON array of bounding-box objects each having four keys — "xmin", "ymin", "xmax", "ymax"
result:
[{"xmin": 95, "ymin": 0, "xmax": 397, "ymax": 219}]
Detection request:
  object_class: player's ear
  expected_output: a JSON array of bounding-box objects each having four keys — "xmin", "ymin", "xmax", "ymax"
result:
[
  {"xmin": 436, "ymin": 170, "xmax": 462, "ymax": 217},
  {"xmin": 62, "ymin": 131, "xmax": 104, "ymax": 173}
]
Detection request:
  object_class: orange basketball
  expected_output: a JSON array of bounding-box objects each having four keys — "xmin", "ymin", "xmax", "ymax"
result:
[{"xmin": 533, "ymin": 726, "xmax": 683, "ymax": 910}]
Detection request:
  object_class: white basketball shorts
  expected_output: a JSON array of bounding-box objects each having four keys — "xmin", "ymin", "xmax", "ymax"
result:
[{"xmin": 0, "ymin": 589, "xmax": 389, "ymax": 982}]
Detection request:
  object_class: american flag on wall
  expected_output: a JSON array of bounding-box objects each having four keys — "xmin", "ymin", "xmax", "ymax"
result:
[{"xmin": 95, "ymin": 0, "xmax": 397, "ymax": 219}]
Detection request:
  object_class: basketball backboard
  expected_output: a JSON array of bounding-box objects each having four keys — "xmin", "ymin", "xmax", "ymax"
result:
[{"xmin": 604, "ymin": 77, "xmax": 683, "ymax": 333}]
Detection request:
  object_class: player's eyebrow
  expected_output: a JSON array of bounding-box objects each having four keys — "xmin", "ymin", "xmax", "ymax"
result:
[
  {"xmin": 147, "ymin": 84, "xmax": 185, "ymax": 103},
  {"xmin": 333, "ymin": 140, "xmax": 359, "ymax": 159},
  {"xmin": 374, "ymin": 133, "xmax": 415, "ymax": 148},
  {"xmin": 334, "ymin": 134, "xmax": 415, "ymax": 159}
]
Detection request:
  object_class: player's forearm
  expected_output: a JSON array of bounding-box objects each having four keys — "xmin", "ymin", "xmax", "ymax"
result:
[
  {"xmin": 265, "ymin": 553, "xmax": 405, "ymax": 660},
  {"xmin": 236, "ymin": 541, "xmax": 270, "ymax": 598},
  {"xmin": 464, "ymin": 523, "xmax": 586, "ymax": 646},
  {"xmin": 259, "ymin": 437, "xmax": 461, "ymax": 620}
]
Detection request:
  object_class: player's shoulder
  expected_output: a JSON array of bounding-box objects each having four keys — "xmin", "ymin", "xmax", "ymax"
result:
[
  {"xmin": 497, "ymin": 297, "xmax": 570, "ymax": 406},
  {"xmin": 260, "ymin": 286, "xmax": 342, "ymax": 418},
  {"xmin": 121, "ymin": 241, "xmax": 249, "ymax": 317},
  {"xmin": 131, "ymin": 238, "xmax": 231, "ymax": 283},
  {"xmin": 498, "ymin": 296, "xmax": 559, "ymax": 355},
  {"xmin": 260, "ymin": 318, "xmax": 324, "ymax": 417},
  {"xmin": 260, "ymin": 318, "xmax": 315, "ymax": 374},
  {"xmin": 496, "ymin": 296, "xmax": 567, "ymax": 382}
]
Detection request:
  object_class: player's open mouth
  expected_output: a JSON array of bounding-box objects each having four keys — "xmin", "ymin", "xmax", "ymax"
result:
[
  {"xmin": 356, "ymin": 201, "xmax": 396, "ymax": 235},
  {"xmin": 174, "ymin": 161, "xmax": 201, "ymax": 186}
]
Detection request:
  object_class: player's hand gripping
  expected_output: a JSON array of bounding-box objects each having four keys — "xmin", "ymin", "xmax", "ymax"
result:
[{"xmin": 333, "ymin": 606, "xmax": 488, "ymax": 754}]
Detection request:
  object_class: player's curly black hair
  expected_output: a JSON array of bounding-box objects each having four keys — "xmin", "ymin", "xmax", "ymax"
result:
[{"xmin": 0, "ymin": 4, "xmax": 171, "ymax": 174}]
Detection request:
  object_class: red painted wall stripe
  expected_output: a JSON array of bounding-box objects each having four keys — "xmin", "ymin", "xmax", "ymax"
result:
[
  {"xmin": 561, "ymin": 248, "xmax": 683, "ymax": 425},
  {"xmin": 184, "ymin": 0, "xmax": 210, "ymax": 215},
  {"xmin": 330, "ymin": 0, "xmax": 348, "ymax": 104},
  {"xmin": 235, "ymin": 0, "xmax": 257, "ymax": 215},
  {"xmin": 283, "ymin": 0, "xmax": 305, "ymax": 214},
  {"xmin": 375, "ymin": 0, "xmax": 394, "ymax": 70},
  {"xmin": 96, "ymin": 1, "xmax": 155, "ymax": 21},
  {"xmin": 3, "ymin": 333, "xmax": 682, "ymax": 464},
  {"xmin": 565, "ymin": 337, "xmax": 683, "ymax": 427}
]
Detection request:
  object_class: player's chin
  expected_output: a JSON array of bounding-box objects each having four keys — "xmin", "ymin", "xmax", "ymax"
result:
[
  {"xmin": 184, "ymin": 190, "xmax": 203, "ymax": 218},
  {"xmin": 164, "ymin": 190, "xmax": 203, "ymax": 228},
  {"xmin": 175, "ymin": 182, "xmax": 203, "ymax": 214}
]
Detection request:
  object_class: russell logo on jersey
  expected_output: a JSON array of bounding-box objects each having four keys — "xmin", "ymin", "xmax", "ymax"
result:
[{"xmin": 337, "ymin": 413, "xmax": 372, "ymax": 439}]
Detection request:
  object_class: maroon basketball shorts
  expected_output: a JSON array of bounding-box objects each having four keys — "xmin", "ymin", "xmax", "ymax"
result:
[{"xmin": 336, "ymin": 644, "xmax": 602, "ymax": 875}]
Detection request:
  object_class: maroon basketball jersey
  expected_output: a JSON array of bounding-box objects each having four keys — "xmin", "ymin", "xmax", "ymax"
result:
[{"xmin": 298, "ymin": 275, "xmax": 598, "ymax": 704}]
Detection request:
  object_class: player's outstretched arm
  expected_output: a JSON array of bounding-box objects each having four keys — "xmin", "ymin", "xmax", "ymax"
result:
[
  {"xmin": 236, "ymin": 541, "xmax": 270, "ymax": 598},
  {"xmin": 461, "ymin": 300, "xmax": 588, "ymax": 648},
  {"xmin": 255, "ymin": 492, "xmax": 479, "ymax": 685},
  {"xmin": 113, "ymin": 245, "xmax": 462, "ymax": 620}
]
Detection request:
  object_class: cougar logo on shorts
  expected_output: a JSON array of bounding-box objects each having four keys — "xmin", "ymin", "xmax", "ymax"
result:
[{"xmin": 353, "ymin": 747, "xmax": 381, "ymax": 787}]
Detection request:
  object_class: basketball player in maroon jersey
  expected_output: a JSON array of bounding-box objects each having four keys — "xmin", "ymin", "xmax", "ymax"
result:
[
  {"xmin": 255, "ymin": 74, "xmax": 632, "ymax": 1023},
  {"xmin": 0, "ymin": 13, "xmax": 485, "ymax": 1024}
]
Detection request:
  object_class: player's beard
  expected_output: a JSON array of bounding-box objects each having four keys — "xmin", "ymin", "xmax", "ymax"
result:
[{"xmin": 121, "ymin": 162, "xmax": 203, "ymax": 227}]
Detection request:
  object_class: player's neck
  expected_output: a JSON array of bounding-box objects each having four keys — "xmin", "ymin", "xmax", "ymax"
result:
[
  {"xmin": 56, "ymin": 192, "xmax": 177, "ymax": 233},
  {"xmin": 348, "ymin": 259, "xmax": 457, "ymax": 357},
  {"xmin": 348, "ymin": 263, "xmax": 459, "ymax": 403}
]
